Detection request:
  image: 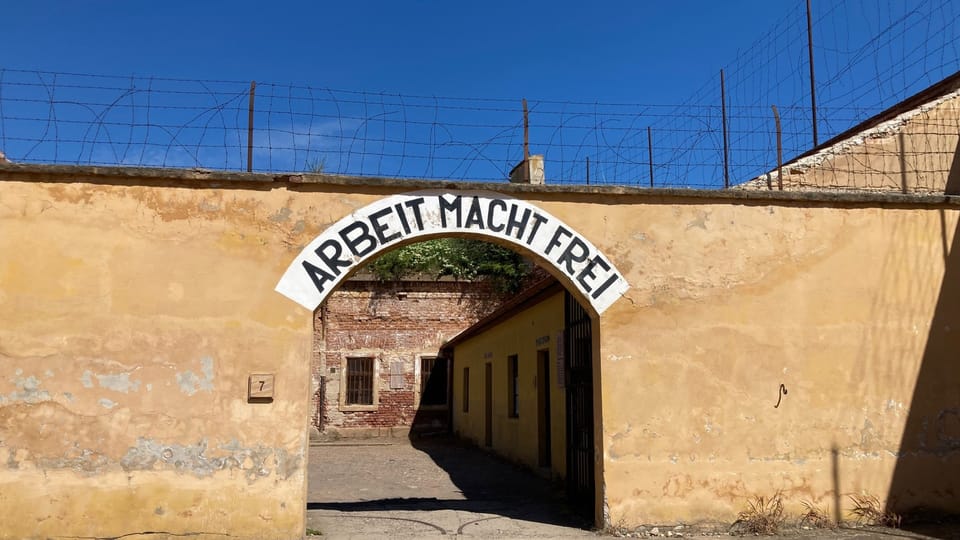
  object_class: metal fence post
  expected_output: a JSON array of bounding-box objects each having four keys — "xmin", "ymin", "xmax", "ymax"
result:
[
  {"xmin": 648, "ymin": 126, "xmax": 654, "ymax": 188},
  {"xmin": 522, "ymin": 98, "xmax": 530, "ymax": 161},
  {"xmin": 807, "ymin": 0, "xmax": 819, "ymax": 147},
  {"xmin": 721, "ymin": 70, "xmax": 730, "ymax": 188},
  {"xmin": 772, "ymin": 105, "xmax": 783, "ymax": 191},
  {"xmin": 247, "ymin": 81, "xmax": 256, "ymax": 172}
]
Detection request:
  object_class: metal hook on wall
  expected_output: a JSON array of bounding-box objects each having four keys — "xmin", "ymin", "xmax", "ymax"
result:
[{"xmin": 774, "ymin": 383, "xmax": 788, "ymax": 408}]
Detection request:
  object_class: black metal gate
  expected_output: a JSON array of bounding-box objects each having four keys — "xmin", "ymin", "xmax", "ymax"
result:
[{"xmin": 564, "ymin": 291, "xmax": 595, "ymax": 519}]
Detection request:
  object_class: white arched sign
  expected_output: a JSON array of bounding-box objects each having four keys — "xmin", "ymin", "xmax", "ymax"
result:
[{"xmin": 276, "ymin": 190, "xmax": 629, "ymax": 314}]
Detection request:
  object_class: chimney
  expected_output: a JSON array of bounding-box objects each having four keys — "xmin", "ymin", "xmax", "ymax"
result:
[{"xmin": 508, "ymin": 155, "xmax": 545, "ymax": 185}]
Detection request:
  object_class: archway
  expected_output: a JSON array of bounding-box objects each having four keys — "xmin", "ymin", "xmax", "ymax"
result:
[{"xmin": 278, "ymin": 190, "xmax": 629, "ymax": 530}]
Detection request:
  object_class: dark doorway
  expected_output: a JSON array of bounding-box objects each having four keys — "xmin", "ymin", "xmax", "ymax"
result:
[
  {"xmin": 564, "ymin": 291, "xmax": 595, "ymax": 519},
  {"xmin": 484, "ymin": 362, "xmax": 493, "ymax": 447},
  {"xmin": 537, "ymin": 349, "xmax": 552, "ymax": 469}
]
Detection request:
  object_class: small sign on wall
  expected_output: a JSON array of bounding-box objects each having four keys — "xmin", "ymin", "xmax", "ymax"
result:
[
  {"xmin": 389, "ymin": 361, "xmax": 404, "ymax": 389},
  {"xmin": 248, "ymin": 374, "xmax": 275, "ymax": 402}
]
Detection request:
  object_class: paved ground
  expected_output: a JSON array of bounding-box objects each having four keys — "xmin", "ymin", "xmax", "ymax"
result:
[
  {"xmin": 305, "ymin": 436, "xmax": 960, "ymax": 539},
  {"xmin": 306, "ymin": 436, "xmax": 594, "ymax": 538}
]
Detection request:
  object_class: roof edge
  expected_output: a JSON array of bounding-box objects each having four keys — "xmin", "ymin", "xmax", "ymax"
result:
[{"xmin": 440, "ymin": 277, "xmax": 564, "ymax": 354}]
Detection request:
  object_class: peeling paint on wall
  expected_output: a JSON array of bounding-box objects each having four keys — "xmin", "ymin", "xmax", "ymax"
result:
[
  {"xmin": 119, "ymin": 437, "xmax": 301, "ymax": 481},
  {"xmin": 26, "ymin": 447, "xmax": 111, "ymax": 474},
  {"xmin": 176, "ymin": 357, "xmax": 215, "ymax": 396},
  {"xmin": 1, "ymin": 371, "xmax": 52, "ymax": 404},
  {"xmin": 96, "ymin": 372, "xmax": 141, "ymax": 393},
  {"xmin": 79, "ymin": 369, "xmax": 142, "ymax": 393}
]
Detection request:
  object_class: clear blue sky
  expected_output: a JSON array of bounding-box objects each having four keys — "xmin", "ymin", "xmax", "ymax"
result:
[
  {"xmin": 2, "ymin": 1, "xmax": 787, "ymax": 102},
  {"xmin": 2, "ymin": 1, "xmax": 955, "ymax": 184}
]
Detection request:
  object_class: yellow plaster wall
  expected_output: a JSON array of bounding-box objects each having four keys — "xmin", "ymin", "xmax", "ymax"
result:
[
  {"xmin": 1, "ymin": 166, "xmax": 959, "ymax": 534},
  {"xmin": 450, "ymin": 292, "xmax": 567, "ymax": 477},
  {"xmin": 0, "ymin": 177, "xmax": 391, "ymax": 539},
  {"xmin": 590, "ymin": 200, "xmax": 960, "ymax": 526}
]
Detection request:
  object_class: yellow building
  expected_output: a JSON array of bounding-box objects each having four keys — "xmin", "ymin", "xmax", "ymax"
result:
[{"xmin": 442, "ymin": 277, "xmax": 597, "ymax": 516}]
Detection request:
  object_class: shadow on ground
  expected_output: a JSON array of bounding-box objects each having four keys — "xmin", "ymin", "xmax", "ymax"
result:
[{"xmin": 308, "ymin": 434, "xmax": 589, "ymax": 529}]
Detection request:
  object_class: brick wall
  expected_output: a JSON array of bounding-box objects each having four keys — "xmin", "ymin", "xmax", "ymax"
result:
[{"xmin": 312, "ymin": 278, "xmax": 498, "ymax": 437}]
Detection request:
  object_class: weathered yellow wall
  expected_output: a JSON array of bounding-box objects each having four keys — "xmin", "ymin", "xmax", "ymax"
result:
[
  {"xmin": 450, "ymin": 291, "xmax": 566, "ymax": 477},
  {"xmin": 593, "ymin": 200, "xmax": 960, "ymax": 526},
  {"xmin": 1, "ymin": 165, "xmax": 959, "ymax": 535},
  {"xmin": 0, "ymin": 175, "xmax": 375, "ymax": 539}
]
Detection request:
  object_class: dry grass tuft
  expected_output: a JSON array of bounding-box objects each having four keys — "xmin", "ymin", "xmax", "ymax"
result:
[
  {"xmin": 797, "ymin": 500, "xmax": 834, "ymax": 529},
  {"xmin": 730, "ymin": 492, "xmax": 785, "ymax": 535},
  {"xmin": 849, "ymin": 494, "xmax": 902, "ymax": 528}
]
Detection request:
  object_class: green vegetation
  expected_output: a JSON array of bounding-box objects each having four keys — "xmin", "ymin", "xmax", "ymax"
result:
[{"xmin": 363, "ymin": 238, "xmax": 532, "ymax": 293}]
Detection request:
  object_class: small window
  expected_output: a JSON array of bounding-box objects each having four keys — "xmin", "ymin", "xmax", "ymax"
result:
[
  {"xmin": 462, "ymin": 367, "xmax": 470, "ymax": 413},
  {"xmin": 508, "ymin": 354, "xmax": 519, "ymax": 418},
  {"xmin": 345, "ymin": 357, "xmax": 374, "ymax": 405},
  {"xmin": 420, "ymin": 357, "xmax": 448, "ymax": 406}
]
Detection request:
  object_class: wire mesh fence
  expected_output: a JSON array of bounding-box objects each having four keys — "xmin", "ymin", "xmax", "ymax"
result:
[{"xmin": 0, "ymin": 0, "xmax": 958, "ymax": 190}]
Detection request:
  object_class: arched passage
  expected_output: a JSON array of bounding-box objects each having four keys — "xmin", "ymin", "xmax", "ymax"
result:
[{"xmin": 281, "ymin": 190, "xmax": 628, "ymax": 528}]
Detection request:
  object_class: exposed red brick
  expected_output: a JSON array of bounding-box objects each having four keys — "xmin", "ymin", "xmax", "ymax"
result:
[{"xmin": 311, "ymin": 278, "xmax": 498, "ymax": 434}]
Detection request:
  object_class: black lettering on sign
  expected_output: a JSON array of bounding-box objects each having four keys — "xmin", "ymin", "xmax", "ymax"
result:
[
  {"xmin": 505, "ymin": 205, "xmax": 531, "ymax": 240},
  {"xmin": 557, "ymin": 236, "xmax": 590, "ymax": 275},
  {"xmin": 283, "ymin": 192, "xmax": 628, "ymax": 314},
  {"xmin": 302, "ymin": 260, "xmax": 336, "ymax": 294},
  {"xmin": 526, "ymin": 212, "xmax": 548, "ymax": 245},
  {"xmin": 369, "ymin": 206, "xmax": 400, "ymax": 244},
  {"xmin": 404, "ymin": 198, "xmax": 426, "ymax": 231},
  {"xmin": 591, "ymin": 273, "xmax": 619, "ymax": 300},
  {"xmin": 464, "ymin": 197, "xmax": 485, "ymax": 230},
  {"xmin": 487, "ymin": 199, "xmax": 507, "ymax": 233},
  {"xmin": 339, "ymin": 221, "xmax": 378, "ymax": 257},
  {"xmin": 317, "ymin": 239, "xmax": 352, "ymax": 277},
  {"xmin": 394, "ymin": 203, "xmax": 412, "ymax": 235},
  {"xmin": 439, "ymin": 195, "xmax": 463, "ymax": 228},
  {"xmin": 545, "ymin": 225, "xmax": 572, "ymax": 256},
  {"xmin": 576, "ymin": 255, "xmax": 610, "ymax": 293}
]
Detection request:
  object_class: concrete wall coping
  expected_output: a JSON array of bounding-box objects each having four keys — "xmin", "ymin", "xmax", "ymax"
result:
[{"xmin": 2, "ymin": 162, "xmax": 960, "ymax": 208}]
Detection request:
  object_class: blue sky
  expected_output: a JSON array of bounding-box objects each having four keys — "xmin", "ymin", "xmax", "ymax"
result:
[
  {"xmin": 2, "ymin": 1, "xmax": 956, "ymax": 184},
  {"xmin": 2, "ymin": 1, "xmax": 786, "ymax": 102}
]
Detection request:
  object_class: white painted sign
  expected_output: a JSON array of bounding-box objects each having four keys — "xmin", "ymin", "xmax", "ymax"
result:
[{"xmin": 276, "ymin": 190, "xmax": 629, "ymax": 314}]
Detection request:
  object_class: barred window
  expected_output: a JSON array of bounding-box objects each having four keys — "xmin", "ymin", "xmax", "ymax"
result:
[
  {"xmin": 345, "ymin": 357, "xmax": 374, "ymax": 405},
  {"xmin": 420, "ymin": 357, "xmax": 448, "ymax": 406}
]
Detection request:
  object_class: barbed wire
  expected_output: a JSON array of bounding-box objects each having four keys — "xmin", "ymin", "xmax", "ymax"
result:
[{"xmin": 0, "ymin": 0, "xmax": 958, "ymax": 191}]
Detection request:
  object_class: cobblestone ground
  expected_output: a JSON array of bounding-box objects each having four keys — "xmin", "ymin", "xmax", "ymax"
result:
[{"xmin": 305, "ymin": 437, "xmax": 960, "ymax": 539}]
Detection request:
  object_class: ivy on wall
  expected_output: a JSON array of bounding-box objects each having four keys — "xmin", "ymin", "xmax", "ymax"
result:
[{"xmin": 363, "ymin": 238, "xmax": 532, "ymax": 294}]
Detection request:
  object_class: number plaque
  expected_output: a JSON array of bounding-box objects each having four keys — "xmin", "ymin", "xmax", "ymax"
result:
[{"xmin": 248, "ymin": 374, "xmax": 275, "ymax": 400}]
